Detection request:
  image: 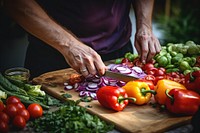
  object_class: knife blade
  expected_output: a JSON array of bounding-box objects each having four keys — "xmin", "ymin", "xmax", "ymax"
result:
[{"xmin": 104, "ymin": 70, "xmax": 138, "ymax": 82}]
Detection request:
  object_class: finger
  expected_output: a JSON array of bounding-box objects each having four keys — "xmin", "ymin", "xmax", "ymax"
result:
[
  {"xmin": 94, "ymin": 55, "xmax": 107, "ymax": 76},
  {"xmin": 80, "ymin": 66, "xmax": 89, "ymax": 77},
  {"xmin": 155, "ymin": 39, "xmax": 161, "ymax": 53},
  {"xmin": 76, "ymin": 55, "xmax": 89, "ymax": 77},
  {"xmin": 140, "ymin": 39, "xmax": 149, "ymax": 64},
  {"xmin": 147, "ymin": 41, "xmax": 156, "ymax": 62},
  {"xmin": 134, "ymin": 40, "xmax": 141, "ymax": 56},
  {"xmin": 85, "ymin": 57, "xmax": 97, "ymax": 75}
]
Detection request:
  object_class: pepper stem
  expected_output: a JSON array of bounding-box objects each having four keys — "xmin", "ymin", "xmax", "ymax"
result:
[
  {"xmin": 165, "ymin": 89, "xmax": 174, "ymax": 104},
  {"xmin": 118, "ymin": 96, "xmax": 136, "ymax": 104},
  {"xmin": 189, "ymin": 72, "xmax": 195, "ymax": 82},
  {"xmin": 141, "ymin": 88, "xmax": 157, "ymax": 96}
]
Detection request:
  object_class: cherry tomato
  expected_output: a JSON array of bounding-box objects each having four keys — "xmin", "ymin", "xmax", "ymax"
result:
[
  {"xmin": 0, "ymin": 120, "xmax": 9, "ymax": 133},
  {"xmin": 158, "ymin": 67, "xmax": 166, "ymax": 73},
  {"xmin": 17, "ymin": 109, "xmax": 30, "ymax": 122},
  {"xmin": 6, "ymin": 96, "xmax": 21, "ymax": 105},
  {"xmin": 13, "ymin": 102, "xmax": 25, "ymax": 110},
  {"xmin": 144, "ymin": 75, "xmax": 155, "ymax": 81},
  {"xmin": 0, "ymin": 101, "xmax": 5, "ymax": 112},
  {"xmin": 0, "ymin": 112, "xmax": 10, "ymax": 124},
  {"xmin": 143, "ymin": 63, "xmax": 155, "ymax": 71},
  {"xmin": 164, "ymin": 75, "xmax": 174, "ymax": 81},
  {"xmin": 13, "ymin": 115, "xmax": 26, "ymax": 129},
  {"xmin": 146, "ymin": 69, "xmax": 156, "ymax": 75},
  {"xmin": 121, "ymin": 58, "xmax": 130, "ymax": 63},
  {"xmin": 4, "ymin": 104, "xmax": 18, "ymax": 118},
  {"xmin": 122, "ymin": 62, "xmax": 134, "ymax": 68},
  {"xmin": 27, "ymin": 103, "xmax": 43, "ymax": 119},
  {"xmin": 154, "ymin": 69, "xmax": 165, "ymax": 77},
  {"xmin": 169, "ymin": 72, "xmax": 180, "ymax": 78}
]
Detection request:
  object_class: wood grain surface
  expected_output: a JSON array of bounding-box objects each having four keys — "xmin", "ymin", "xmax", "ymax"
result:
[{"xmin": 32, "ymin": 68, "xmax": 192, "ymax": 133}]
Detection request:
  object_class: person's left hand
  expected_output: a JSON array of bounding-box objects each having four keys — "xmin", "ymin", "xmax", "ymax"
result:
[{"xmin": 134, "ymin": 25, "xmax": 161, "ymax": 64}]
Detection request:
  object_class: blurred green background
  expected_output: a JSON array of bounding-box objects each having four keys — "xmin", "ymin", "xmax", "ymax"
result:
[{"xmin": 154, "ymin": 0, "xmax": 200, "ymax": 45}]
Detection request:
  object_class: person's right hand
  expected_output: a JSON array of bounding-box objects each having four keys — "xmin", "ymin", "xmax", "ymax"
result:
[{"xmin": 59, "ymin": 40, "xmax": 107, "ymax": 77}]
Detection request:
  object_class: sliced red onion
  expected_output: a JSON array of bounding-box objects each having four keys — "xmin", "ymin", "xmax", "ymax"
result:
[
  {"xmin": 87, "ymin": 82, "xmax": 98, "ymax": 89},
  {"xmin": 117, "ymin": 81, "xmax": 126, "ymax": 87},
  {"xmin": 85, "ymin": 87, "xmax": 98, "ymax": 92},
  {"xmin": 101, "ymin": 77, "xmax": 110, "ymax": 85},
  {"xmin": 90, "ymin": 92, "xmax": 97, "ymax": 100},
  {"xmin": 75, "ymin": 85, "xmax": 86, "ymax": 92},
  {"xmin": 64, "ymin": 85, "xmax": 73, "ymax": 90},
  {"xmin": 73, "ymin": 83, "xmax": 79, "ymax": 89},
  {"xmin": 64, "ymin": 82, "xmax": 69, "ymax": 86},
  {"xmin": 118, "ymin": 67, "xmax": 132, "ymax": 74},
  {"xmin": 131, "ymin": 66, "xmax": 143, "ymax": 74},
  {"xmin": 79, "ymin": 91, "xmax": 90, "ymax": 97},
  {"xmin": 65, "ymin": 63, "xmax": 146, "ymax": 100}
]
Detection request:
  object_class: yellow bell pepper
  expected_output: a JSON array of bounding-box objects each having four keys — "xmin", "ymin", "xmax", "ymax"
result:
[
  {"xmin": 154, "ymin": 79, "xmax": 186, "ymax": 105},
  {"xmin": 122, "ymin": 81, "xmax": 156, "ymax": 105}
]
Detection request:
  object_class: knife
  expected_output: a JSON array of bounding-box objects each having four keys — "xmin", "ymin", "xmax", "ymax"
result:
[{"xmin": 104, "ymin": 70, "xmax": 138, "ymax": 82}]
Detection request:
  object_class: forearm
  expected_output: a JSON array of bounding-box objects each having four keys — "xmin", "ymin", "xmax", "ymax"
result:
[
  {"xmin": 132, "ymin": 0, "xmax": 154, "ymax": 30},
  {"xmin": 4, "ymin": 0, "xmax": 77, "ymax": 53}
]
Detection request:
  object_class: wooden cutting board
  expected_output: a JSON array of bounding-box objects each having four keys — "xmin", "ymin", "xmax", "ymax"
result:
[{"xmin": 32, "ymin": 68, "xmax": 192, "ymax": 133}]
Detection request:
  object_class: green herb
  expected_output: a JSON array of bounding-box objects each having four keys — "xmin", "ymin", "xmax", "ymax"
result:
[
  {"xmin": 62, "ymin": 93, "xmax": 72, "ymax": 98},
  {"xmin": 80, "ymin": 96, "xmax": 93, "ymax": 102},
  {"xmin": 29, "ymin": 101, "xmax": 114, "ymax": 133}
]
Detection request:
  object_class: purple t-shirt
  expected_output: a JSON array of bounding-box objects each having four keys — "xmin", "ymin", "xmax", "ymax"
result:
[{"xmin": 35, "ymin": 0, "xmax": 132, "ymax": 54}]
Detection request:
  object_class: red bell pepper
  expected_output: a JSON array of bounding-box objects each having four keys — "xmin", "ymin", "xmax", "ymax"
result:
[
  {"xmin": 165, "ymin": 88, "xmax": 200, "ymax": 115},
  {"xmin": 96, "ymin": 86, "xmax": 136, "ymax": 111},
  {"xmin": 184, "ymin": 70, "xmax": 200, "ymax": 94}
]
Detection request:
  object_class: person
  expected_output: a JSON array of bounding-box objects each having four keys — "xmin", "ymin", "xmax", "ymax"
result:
[{"xmin": 4, "ymin": 0, "xmax": 161, "ymax": 79}]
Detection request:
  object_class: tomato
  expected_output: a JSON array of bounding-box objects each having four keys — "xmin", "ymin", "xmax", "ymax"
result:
[
  {"xmin": 143, "ymin": 63, "xmax": 155, "ymax": 71},
  {"xmin": 169, "ymin": 72, "xmax": 180, "ymax": 78},
  {"xmin": 154, "ymin": 69, "xmax": 165, "ymax": 77},
  {"xmin": 122, "ymin": 62, "xmax": 134, "ymax": 68},
  {"xmin": 144, "ymin": 75, "xmax": 155, "ymax": 81},
  {"xmin": 17, "ymin": 109, "xmax": 30, "ymax": 122},
  {"xmin": 0, "ymin": 101, "xmax": 5, "ymax": 112},
  {"xmin": 13, "ymin": 115, "xmax": 26, "ymax": 129},
  {"xmin": 13, "ymin": 102, "xmax": 25, "ymax": 110},
  {"xmin": 158, "ymin": 67, "xmax": 166, "ymax": 73},
  {"xmin": 4, "ymin": 104, "xmax": 18, "ymax": 118},
  {"xmin": 6, "ymin": 96, "xmax": 21, "ymax": 105},
  {"xmin": 146, "ymin": 69, "xmax": 156, "ymax": 75},
  {"xmin": 0, "ymin": 112, "xmax": 10, "ymax": 124},
  {"xmin": 27, "ymin": 103, "xmax": 43, "ymax": 119},
  {"xmin": 0, "ymin": 120, "xmax": 9, "ymax": 133},
  {"xmin": 133, "ymin": 57, "xmax": 144, "ymax": 68},
  {"xmin": 121, "ymin": 58, "xmax": 130, "ymax": 63}
]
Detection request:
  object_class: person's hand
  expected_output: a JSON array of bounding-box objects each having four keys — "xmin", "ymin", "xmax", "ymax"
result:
[
  {"xmin": 60, "ymin": 40, "xmax": 106, "ymax": 77},
  {"xmin": 134, "ymin": 25, "xmax": 161, "ymax": 64}
]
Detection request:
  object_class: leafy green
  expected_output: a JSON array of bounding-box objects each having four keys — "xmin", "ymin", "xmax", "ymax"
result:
[{"xmin": 29, "ymin": 101, "xmax": 114, "ymax": 133}]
